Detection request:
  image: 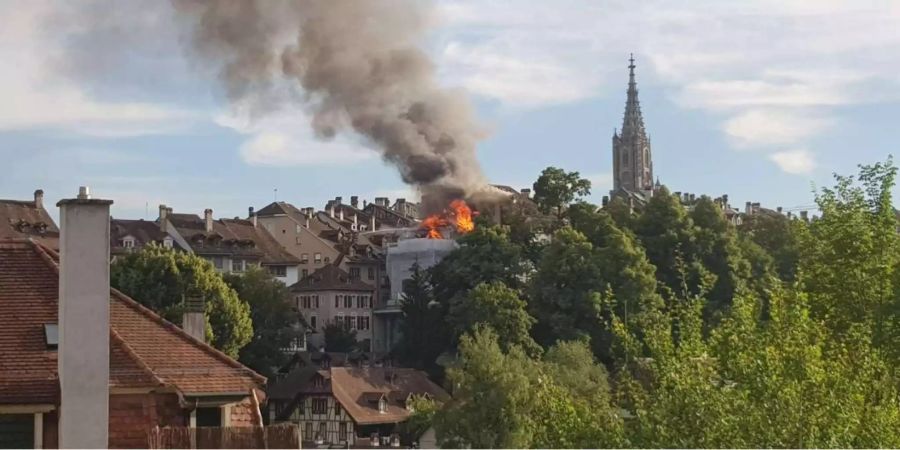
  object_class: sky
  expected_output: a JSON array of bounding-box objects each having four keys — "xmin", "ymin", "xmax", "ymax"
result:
[{"xmin": 2, "ymin": 0, "xmax": 899, "ymax": 221}]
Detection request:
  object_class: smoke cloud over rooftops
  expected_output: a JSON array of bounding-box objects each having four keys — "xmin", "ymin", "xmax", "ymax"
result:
[{"xmin": 174, "ymin": 0, "xmax": 487, "ymax": 206}]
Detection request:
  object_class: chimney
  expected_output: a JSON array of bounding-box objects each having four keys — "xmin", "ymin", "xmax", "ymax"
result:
[
  {"xmin": 520, "ymin": 188, "xmax": 531, "ymax": 198},
  {"xmin": 249, "ymin": 206, "xmax": 257, "ymax": 227},
  {"xmin": 336, "ymin": 196, "xmax": 342, "ymax": 205},
  {"xmin": 370, "ymin": 215, "xmax": 376, "ymax": 231},
  {"xmin": 777, "ymin": 206, "xmax": 783, "ymax": 214},
  {"xmin": 745, "ymin": 201, "xmax": 752, "ymax": 214},
  {"xmin": 57, "ymin": 186, "xmax": 112, "ymax": 448},
  {"xmin": 800, "ymin": 210, "xmax": 809, "ymax": 221},
  {"xmin": 34, "ymin": 189, "xmax": 44, "ymax": 209},
  {"xmin": 330, "ymin": 205, "xmax": 336, "ymax": 218},
  {"xmin": 204, "ymin": 209, "xmax": 213, "ymax": 232},
  {"xmin": 353, "ymin": 214, "xmax": 358, "ymax": 226},
  {"xmin": 602, "ymin": 195, "xmax": 609, "ymax": 207},
  {"xmin": 182, "ymin": 294, "xmax": 206, "ymax": 344},
  {"xmin": 158, "ymin": 204, "xmax": 168, "ymax": 232},
  {"xmin": 339, "ymin": 209, "xmax": 345, "ymax": 221},
  {"xmin": 351, "ymin": 196, "xmax": 359, "ymax": 208}
]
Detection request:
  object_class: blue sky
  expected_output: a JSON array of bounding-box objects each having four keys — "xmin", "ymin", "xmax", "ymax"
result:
[{"xmin": 2, "ymin": 0, "xmax": 899, "ymax": 220}]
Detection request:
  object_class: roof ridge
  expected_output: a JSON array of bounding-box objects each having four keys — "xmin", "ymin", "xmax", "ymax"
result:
[
  {"xmin": 110, "ymin": 328, "xmax": 168, "ymax": 388},
  {"xmin": 109, "ymin": 287, "xmax": 267, "ymax": 385}
]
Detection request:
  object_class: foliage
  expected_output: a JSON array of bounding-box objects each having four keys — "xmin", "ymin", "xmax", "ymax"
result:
[
  {"xmin": 532, "ymin": 166, "xmax": 592, "ymax": 221},
  {"xmin": 395, "ymin": 263, "xmax": 448, "ymax": 374},
  {"xmin": 739, "ymin": 210, "xmax": 801, "ymax": 281},
  {"xmin": 448, "ymin": 281, "xmax": 540, "ymax": 355},
  {"xmin": 111, "ymin": 244, "xmax": 252, "ymax": 357},
  {"xmin": 435, "ymin": 327, "xmax": 623, "ymax": 448},
  {"xmin": 224, "ymin": 267, "xmax": 301, "ymax": 378},
  {"xmin": 323, "ymin": 322, "xmax": 358, "ymax": 353}
]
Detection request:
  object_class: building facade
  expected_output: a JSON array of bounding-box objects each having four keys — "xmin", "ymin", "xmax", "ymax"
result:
[{"xmin": 291, "ymin": 264, "xmax": 375, "ymax": 351}]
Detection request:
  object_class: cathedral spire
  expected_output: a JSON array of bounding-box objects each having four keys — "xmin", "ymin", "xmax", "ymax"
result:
[{"xmin": 622, "ymin": 53, "xmax": 646, "ymax": 138}]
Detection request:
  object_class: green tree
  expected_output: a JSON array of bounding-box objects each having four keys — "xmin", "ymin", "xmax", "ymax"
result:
[
  {"xmin": 448, "ymin": 281, "xmax": 540, "ymax": 355},
  {"xmin": 111, "ymin": 244, "xmax": 252, "ymax": 357},
  {"xmin": 429, "ymin": 225, "xmax": 526, "ymax": 304},
  {"xmin": 395, "ymin": 263, "xmax": 448, "ymax": 374},
  {"xmin": 532, "ymin": 166, "xmax": 592, "ymax": 221},
  {"xmin": 738, "ymin": 210, "xmax": 800, "ymax": 281},
  {"xmin": 323, "ymin": 322, "xmax": 358, "ymax": 352},
  {"xmin": 224, "ymin": 267, "xmax": 301, "ymax": 378},
  {"xmin": 435, "ymin": 327, "xmax": 623, "ymax": 448}
]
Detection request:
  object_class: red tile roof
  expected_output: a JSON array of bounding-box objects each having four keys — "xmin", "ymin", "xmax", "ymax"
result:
[
  {"xmin": 0, "ymin": 197, "xmax": 59, "ymax": 249},
  {"xmin": 0, "ymin": 238, "xmax": 265, "ymax": 405},
  {"xmin": 329, "ymin": 367, "xmax": 448, "ymax": 425},
  {"xmin": 290, "ymin": 264, "xmax": 374, "ymax": 293}
]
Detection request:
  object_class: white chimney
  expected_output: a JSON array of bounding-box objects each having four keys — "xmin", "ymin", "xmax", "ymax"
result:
[
  {"xmin": 183, "ymin": 295, "xmax": 206, "ymax": 343},
  {"xmin": 370, "ymin": 215, "xmax": 376, "ymax": 231},
  {"xmin": 204, "ymin": 208, "xmax": 214, "ymax": 232},
  {"xmin": 249, "ymin": 206, "xmax": 257, "ymax": 227},
  {"xmin": 57, "ymin": 186, "xmax": 112, "ymax": 449},
  {"xmin": 33, "ymin": 189, "xmax": 44, "ymax": 209}
]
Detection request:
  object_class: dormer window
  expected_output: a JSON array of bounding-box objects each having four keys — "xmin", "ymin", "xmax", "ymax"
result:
[
  {"xmin": 163, "ymin": 237, "xmax": 174, "ymax": 248},
  {"xmin": 122, "ymin": 238, "xmax": 135, "ymax": 248},
  {"xmin": 378, "ymin": 397, "xmax": 386, "ymax": 413}
]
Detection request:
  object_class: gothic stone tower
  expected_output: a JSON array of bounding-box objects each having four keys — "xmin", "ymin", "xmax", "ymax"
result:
[{"xmin": 612, "ymin": 55, "xmax": 654, "ymax": 198}]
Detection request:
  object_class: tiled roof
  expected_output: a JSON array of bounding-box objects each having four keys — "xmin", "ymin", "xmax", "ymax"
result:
[
  {"xmin": 170, "ymin": 213, "xmax": 300, "ymax": 264},
  {"xmin": 290, "ymin": 264, "xmax": 374, "ymax": 293},
  {"xmin": 110, "ymin": 219, "xmax": 182, "ymax": 253},
  {"xmin": 0, "ymin": 197, "xmax": 59, "ymax": 249},
  {"xmin": 329, "ymin": 367, "xmax": 448, "ymax": 425},
  {"xmin": 0, "ymin": 239, "xmax": 265, "ymax": 405}
]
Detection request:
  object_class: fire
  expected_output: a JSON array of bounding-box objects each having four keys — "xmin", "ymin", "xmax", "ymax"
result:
[{"xmin": 421, "ymin": 199, "xmax": 476, "ymax": 239}]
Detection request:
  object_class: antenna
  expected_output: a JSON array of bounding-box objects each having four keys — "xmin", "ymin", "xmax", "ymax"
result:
[{"xmin": 274, "ymin": 188, "xmax": 278, "ymax": 201}]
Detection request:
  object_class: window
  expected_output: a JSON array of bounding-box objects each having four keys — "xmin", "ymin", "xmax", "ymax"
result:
[
  {"xmin": 367, "ymin": 267, "xmax": 375, "ymax": 280},
  {"xmin": 335, "ymin": 295, "xmax": 341, "ymax": 308},
  {"xmin": 212, "ymin": 257, "xmax": 224, "ymax": 270},
  {"xmin": 44, "ymin": 323, "xmax": 58, "ymax": 349},
  {"xmin": 357, "ymin": 316, "xmax": 370, "ymax": 331},
  {"xmin": 335, "ymin": 315, "xmax": 343, "ymax": 327},
  {"xmin": 324, "ymin": 256, "xmax": 330, "ymax": 264},
  {"xmin": 296, "ymin": 224, "xmax": 302, "ymax": 234},
  {"xmin": 344, "ymin": 315, "xmax": 352, "ymax": 329},
  {"xmin": 349, "ymin": 267, "xmax": 360, "ymax": 280},
  {"xmin": 305, "ymin": 422, "xmax": 313, "ymax": 441},
  {"xmin": 314, "ymin": 253, "xmax": 322, "ymax": 264},
  {"xmin": 317, "ymin": 422, "xmax": 326, "ymax": 441},
  {"xmin": 310, "ymin": 315, "xmax": 318, "ymax": 330},
  {"xmin": 312, "ymin": 398, "xmax": 327, "ymax": 414},
  {"xmin": 163, "ymin": 237, "xmax": 174, "ymax": 248},
  {"xmin": 122, "ymin": 238, "xmax": 135, "ymax": 248},
  {"xmin": 335, "ymin": 403, "xmax": 342, "ymax": 416},
  {"xmin": 302, "ymin": 269, "xmax": 309, "ymax": 278},
  {"xmin": 314, "ymin": 295, "xmax": 319, "ymax": 308},
  {"xmin": 232, "ymin": 259, "xmax": 244, "ymax": 272},
  {"xmin": 296, "ymin": 236, "xmax": 302, "ymax": 245},
  {"xmin": 269, "ymin": 265, "xmax": 287, "ymax": 277},
  {"xmin": 344, "ymin": 295, "xmax": 352, "ymax": 308},
  {"xmin": 349, "ymin": 314, "xmax": 357, "ymax": 330},
  {"xmin": 339, "ymin": 423, "xmax": 348, "ymax": 442},
  {"xmin": 195, "ymin": 407, "xmax": 222, "ymax": 427},
  {"xmin": 378, "ymin": 398, "xmax": 386, "ymax": 413},
  {"xmin": 301, "ymin": 253, "xmax": 309, "ymax": 263}
]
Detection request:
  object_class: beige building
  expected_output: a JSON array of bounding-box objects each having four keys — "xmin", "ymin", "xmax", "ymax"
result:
[
  {"xmin": 291, "ymin": 264, "xmax": 375, "ymax": 351},
  {"xmin": 254, "ymin": 202, "xmax": 343, "ymax": 281}
]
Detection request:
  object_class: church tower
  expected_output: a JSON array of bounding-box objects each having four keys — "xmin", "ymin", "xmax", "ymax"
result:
[{"xmin": 612, "ymin": 55, "xmax": 654, "ymax": 198}]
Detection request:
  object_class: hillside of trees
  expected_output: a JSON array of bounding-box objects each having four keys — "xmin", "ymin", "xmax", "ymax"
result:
[{"xmin": 398, "ymin": 159, "xmax": 900, "ymax": 447}]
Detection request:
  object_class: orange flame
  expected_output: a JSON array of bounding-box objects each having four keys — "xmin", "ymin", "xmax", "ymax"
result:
[
  {"xmin": 421, "ymin": 199, "xmax": 476, "ymax": 239},
  {"xmin": 450, "ymin": 199, "xmax": 474, "ymax": 234}
]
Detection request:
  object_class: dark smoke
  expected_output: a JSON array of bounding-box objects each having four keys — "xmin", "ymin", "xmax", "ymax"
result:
[{"xmin": 173, "ymin": 0, "xmax": 487, "ymax": 204}]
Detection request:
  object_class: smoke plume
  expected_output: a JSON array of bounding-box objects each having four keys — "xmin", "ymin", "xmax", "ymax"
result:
[{"xmin": 174, "ymin": 0, "xmax": 487, "ymax": 205}]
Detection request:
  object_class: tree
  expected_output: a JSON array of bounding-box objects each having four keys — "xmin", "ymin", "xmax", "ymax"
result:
[
  {"xmin": 435, "ymin": 327, "xmax": 623, "ymax": 448},
  {"xmin": 323, "ymin": 322, "xmax": 358, "ymax": 352},
  {"xmin": 395, "ymin": 263, "xmax": 448, "ymax": 374},
  {"xmin": 429, "ymin": 225, "xmax": 526, "ymax": 304},
  {"xmin": 448, "ymin": 281, "xmax": 540, "ymax": 355},
  {"xmin": 532, "ymin": 166, "xmax": 592, "ymax": 221},
  {"xmin": 738, "ymin": 210, "xmax": 800, "ymax": 281},
  {"xmin": 224, "ymin": 267, "xmax": 302, "ymax": 378},
  {"xmin": 111, "ymin": 244, "xmax": 252, "ymax": 357}
]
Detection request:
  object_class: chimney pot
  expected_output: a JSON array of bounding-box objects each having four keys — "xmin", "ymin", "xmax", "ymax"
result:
[
  {"xmin": 34, "ymin": 189, "xmax": 44, "ymax": 208},
  {"xmin": 77, "ymin": 186, "xmax": 91, "ymax": 200}
]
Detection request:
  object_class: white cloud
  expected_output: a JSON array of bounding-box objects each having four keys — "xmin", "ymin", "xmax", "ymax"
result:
[
  {"xmin": 0, "ymin": 1, "xmax": 197, "ymax": 136},
  {"xmin": 769, "ymin": 149, "xmax": 816, "ymax": 175},
  {"xmin": 724, "ymin": 109, "xmax": 833, "ymax": 148},
  {"xmin": 218, "ymin": 105, "xmax": 377, "ymax": 168}
]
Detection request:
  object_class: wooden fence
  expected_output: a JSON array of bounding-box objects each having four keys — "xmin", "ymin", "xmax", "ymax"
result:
[{"xmin": 147, "ymin": 424, "xmax": 301, "ymax": 449}]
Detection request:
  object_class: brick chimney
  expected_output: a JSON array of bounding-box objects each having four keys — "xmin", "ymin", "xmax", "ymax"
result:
[
  {"xmin": 33, "ymin": 189, "xmax": 44, "ymax": 209},
  {"xmin": 204, "ymin": 209, "xmax": 213, "ymax": 232},
  {"xmin": 57, "ymin": 186, "xmax": 112, "ymax": 448},
  {"xmin": 249, "ymin": 206, "xmax": 257, "ymax": 227}
]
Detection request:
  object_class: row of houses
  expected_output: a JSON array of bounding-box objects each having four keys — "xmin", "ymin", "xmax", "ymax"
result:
[{"xmin": 0, "ymin": 188, "xmax": 449, "ymax": 449}]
